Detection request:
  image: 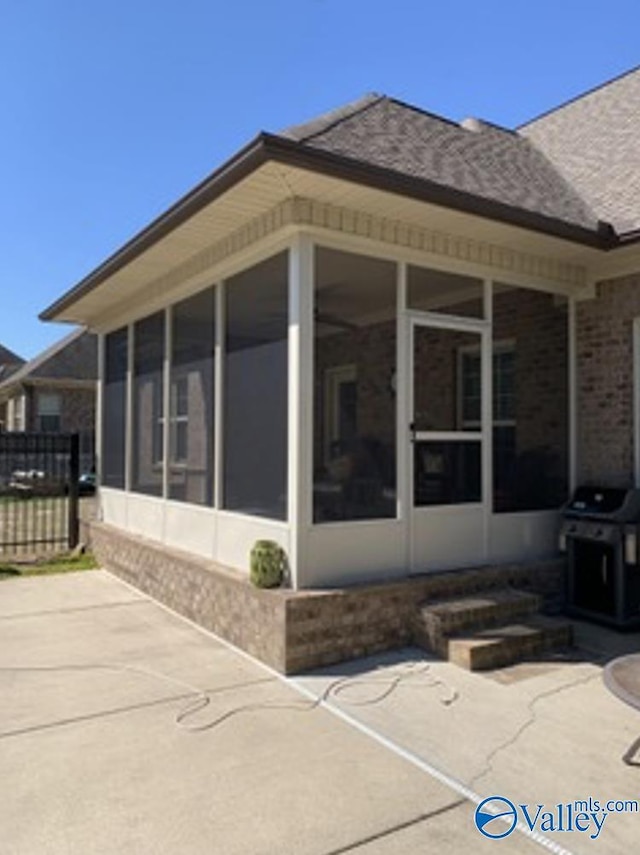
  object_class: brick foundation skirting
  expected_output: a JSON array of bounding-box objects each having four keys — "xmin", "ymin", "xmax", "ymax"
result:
[{"xmin": 88, "ymin": 521, "xmax": 565, "ymax": 674}]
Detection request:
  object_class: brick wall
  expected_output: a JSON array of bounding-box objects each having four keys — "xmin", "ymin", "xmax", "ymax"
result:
[
  {"xmin": 26, "ymin": 385, "xmax": 95, "ymax": 435},
  {"xmin": 494, "ymin": 287, "xmax": 568, "ymax": 460},
  {"xmin": 576, "ymin": 274, "xmax": 640, "ymax": 486},
  {"xmin": 90, "ymin": 522, "xmax": 289, "ymax": 671},
  {"xmin": 284, "ymin": 558, "xmax": 564, "ymax": 672},
  {"xmin": 89, "ymin": 520, "xmax": 564, "ymax": 674}
]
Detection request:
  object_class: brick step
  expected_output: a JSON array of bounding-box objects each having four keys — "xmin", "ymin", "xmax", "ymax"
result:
[
  {"xmin": 447, "ymin": 615, "xmax": 574, "ymax": 671},
  {"xmin": 413, "ymin": 588, "xmax": 542, "ymax": 656}
]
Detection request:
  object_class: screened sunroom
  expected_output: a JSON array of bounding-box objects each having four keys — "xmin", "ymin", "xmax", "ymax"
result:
[
  {"xmin": 93, "ymin": 234, "xmax": 570, "ymax": 589},
  {"xmin": 40, "ymin": 103, "xmax": 600, "ymax": 592}
]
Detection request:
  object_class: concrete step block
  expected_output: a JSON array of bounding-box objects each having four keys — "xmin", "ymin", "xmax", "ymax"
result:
[
  {"xmin": 414, "ymin": 588, "xmax": 542, "ymax": 654},
  {"xmin": 447, "ymin": 615, "xmax": 573, "ymax": 671}
]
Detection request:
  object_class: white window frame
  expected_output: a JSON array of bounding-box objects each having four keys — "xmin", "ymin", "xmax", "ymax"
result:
[
  {"xmin": 36, "ymin": 391, "xmax": 62, "ymax": 433},
  {"xmin": 169, "ymin": 373, "xmax": 190, "ymax": 466},
  {"xmin": 323, "ymin": 364, "xmax": 357, "ymax": 465},
  {"xmin": 457, "ymin": 339, "xmax": 516, "ymax": 430}
]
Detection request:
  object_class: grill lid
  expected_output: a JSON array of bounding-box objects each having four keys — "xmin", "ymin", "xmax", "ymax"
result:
[{"xmin": 564, "ymin": 486, "xmax": 640, "ymax": 522}]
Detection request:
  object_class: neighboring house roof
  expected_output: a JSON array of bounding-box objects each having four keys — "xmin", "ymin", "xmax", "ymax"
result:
[
  {"xmin": 0, "ymin": 344, "xmax": 25, "ymax": 383},
  {"xmin": 0, "ymin": 329, "xmax": 97, "ymax": 397},
  {"xmin": 280, "ymin": 94, "xmax": 601, "ymax": 233},
  {"xmin": 520, "ymin": 66, "xmax": 640, "ymax": 234}
]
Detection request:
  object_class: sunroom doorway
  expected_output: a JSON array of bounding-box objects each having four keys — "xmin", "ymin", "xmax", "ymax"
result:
[{"xmin": 407, "ymin": 267, "xmax": 490, "ymax": 571}]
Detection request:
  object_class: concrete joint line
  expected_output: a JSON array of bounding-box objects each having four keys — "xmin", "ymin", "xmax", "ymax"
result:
[
  {"xmin": 320, "ymin": 798, "xmax": 466, "ymax": 855},
  {"xmin": 0, "ymin": 598, "xmax": 147, "ymax": 622},
  {"xmin": 104, "ymin": 571, "xmax": 576, "ymax": 855},
  {"xmin": 0, "ymin": 675, "xmax": 275, "ymax": 740}
]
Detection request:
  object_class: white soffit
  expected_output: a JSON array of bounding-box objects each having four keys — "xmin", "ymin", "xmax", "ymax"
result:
[{"xmin": 56, "ymin": 161, "xmax": 603, "ymax": 325}]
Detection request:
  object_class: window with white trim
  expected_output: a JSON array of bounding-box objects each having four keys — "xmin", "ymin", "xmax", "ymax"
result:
[
  {"xmin": 169, "ymin": 287, "xmax": 215, "ymax": 506},
  {"xmin": 458, "ymin": 342, "xmax": 515, "ymax": 430},
  {"xmin": 170, "ymin": 375, "xmax": 189, "ymax": 464},
  {"xmin": 37, "ymin": 392, "xmax": 62, "ymax": 433},
  {"xmin": 323, "ymin": 364, "xmax": 357, "ymax": 465}
]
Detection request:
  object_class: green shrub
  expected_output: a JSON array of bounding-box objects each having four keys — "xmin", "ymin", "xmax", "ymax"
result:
[{"xmin": 250, "ymin": 540, "xmax": 287, "ymax": 589}]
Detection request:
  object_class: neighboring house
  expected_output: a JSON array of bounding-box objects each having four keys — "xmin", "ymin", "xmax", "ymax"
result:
[
  {"xmin": 0, "ymin": 329, "xmax": 97, "ymax": 469},
  {"xmin": 38, "ymin": 67, "xmax": 640, "ymax": 667},
  {"xmin": 0, "ymin": 344, "xmax": 25, "ymax": 430}
]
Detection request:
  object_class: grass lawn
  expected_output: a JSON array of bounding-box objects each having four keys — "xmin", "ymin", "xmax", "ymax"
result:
[{"xmin": 0, "ymin": 551, "xmax": 98, "ymax": 580}]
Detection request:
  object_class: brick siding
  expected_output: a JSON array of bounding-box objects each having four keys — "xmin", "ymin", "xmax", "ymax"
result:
[
  {"xmin": 576, "ymin": 274, "xmax": 640, "ymax": 486},
  {"xmin": 88, "ymin": 520, "xmax": 564, "ymax": 674}
]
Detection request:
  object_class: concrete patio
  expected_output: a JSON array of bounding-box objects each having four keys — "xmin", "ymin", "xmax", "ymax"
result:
[{"xmin": 1, "ymin": 570, "xmax": 639, "ymax": 854}]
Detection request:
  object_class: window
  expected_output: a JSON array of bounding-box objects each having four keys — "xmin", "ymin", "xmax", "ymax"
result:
[
  {"xmin": 458, "ymin": 341, "xmax": 517, "ymax": 512},
  {"xmin": 37, "ymin": 393, "xmax": 61, "ymax": 433},
  {"xmin": 223, "ymin": 253, "xmax": 288, "ymax": 520},
  {"xmin": 314, "ymin": 247, "xmax": 397, "ymax": 523},
  {"xmin": 169, "ymin": 287, "xmax": 215, "ymax": 505},
  {"xmin": 103, "ymin": 328, "xmax": 128, "ymax": 488},
  {"xmin": 323, "ymin": 365, "xmax": 357, "ymax": 465},
  {"xmin": 493, "ymin": 348, "xmax": 516, "ymax": 424},
  {"xmin": 458, "ymin": 343, "xmax": 515, "ymax": 429},
  {"xmin": 170, "ymin": 376, "xmax": 189, "ymax": 464},
  {"xmin": 132, "ymin": 312, "xmax": 165, "ymax": 496}
]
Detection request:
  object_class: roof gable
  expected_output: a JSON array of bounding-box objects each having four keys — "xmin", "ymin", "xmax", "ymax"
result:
[
  {"xmin": 0, "ymin": 344, "xmax": 24, "ymax": 366},
  {"xmin": 0, "ymin": 344, "xmax": 25, "ymax": 383},
  {"xmin": 0, "ymin": 329, "xmax": 97, "ymax": 392},
  {"xmin": 520, "ymin": 67, "xmax": 640, "ymax": 233}
]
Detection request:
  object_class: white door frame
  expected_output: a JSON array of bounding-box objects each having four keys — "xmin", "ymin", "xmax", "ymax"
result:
[{"xmin": 407, "ymin": 309, "xmax": 492, "ymax": 571}]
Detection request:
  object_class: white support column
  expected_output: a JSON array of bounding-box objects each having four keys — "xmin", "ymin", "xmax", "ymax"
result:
[
  {"xmin": 396, "ymin": 261, "xmax": 410, "ymax": 569},
  {"xmin": 481, "ymin": 280, "xmax": 493, "ymax": 561},
  {"xmin": 214, "ymin": 282, "xmax": 225, "ymax": 509},
  {"xmin": 96, "ymin": 333, "xmax": 105, "ymax": 492},
  {"xmin": 288, "ymin": 233, "xmax": 314, "ymax": 590},
  {"xmin": 18, "ymin": 392, "xmax": 27, "ymax": 431},
  {"xmin": 568, "ymin": 297, "xmax": 578, "ymax": 492},
  {"xmin": 162, "ymin": 307, "xmax": 172, "ymax": 499},
  {"xmin": 125, "ymin": 324, "xmax": 134, "ymax": 492}
]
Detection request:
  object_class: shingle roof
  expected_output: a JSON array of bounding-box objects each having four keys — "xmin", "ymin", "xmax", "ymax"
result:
[
  {"xmin": 520, "ymin": 66, "xmax": 640, "ymax": 234},
  {"xmin": 0, "ymin": 328, "xmax": 96, "ymax": 393},
  {"xmin": 280, "ymin": 95, "xmax": 601, "ymax": 232},
  {"xmin": 0, "ymin": 344, "xmax": 24, "ymax": 366},
  {"xmin": 0, "ymin": 344, "xmax": 25, "ymax": 383},
  {"xmin": 40, "ymin": 72, "xmax": 640, "ymax": 325}
]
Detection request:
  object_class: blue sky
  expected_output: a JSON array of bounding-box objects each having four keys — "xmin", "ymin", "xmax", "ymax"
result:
[{"xmin": 0, "ymin": 0, "xmax": 638, "ymax": 359}]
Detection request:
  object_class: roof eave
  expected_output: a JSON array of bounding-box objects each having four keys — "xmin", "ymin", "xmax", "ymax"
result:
[
  {"xmin": 41, "ymin": 133, "xmax": 618, "ymax": 323},
  {"xmin": 40, "ymin": 135, "xmax": 271, "ymax": 321},
  {"xmin": 617, "ymin": 228, "xmax": 640, "ymax": 247},
  {"xmin": 260, "ymin": 134, "xmax": 617, "ymax": 250}
]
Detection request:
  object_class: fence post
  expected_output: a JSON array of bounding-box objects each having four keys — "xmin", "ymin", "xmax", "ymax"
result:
[{"xmin": 68, "ymin": 433, "xmax": 80, "ymax": 549}]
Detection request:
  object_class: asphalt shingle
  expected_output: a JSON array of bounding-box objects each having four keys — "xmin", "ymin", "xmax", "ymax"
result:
[
  {"xmin": 520, "ymin": 66, "xmax": 640, "ymax": 234},
  {"xmin": 280, "ymin": 95, "xmax": 600, "ymax": 232}
]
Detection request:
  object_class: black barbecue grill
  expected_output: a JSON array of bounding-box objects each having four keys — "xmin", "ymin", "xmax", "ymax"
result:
[{"xmin": 560, "ymin": 486, "xmax": 640, "ymax": 628}]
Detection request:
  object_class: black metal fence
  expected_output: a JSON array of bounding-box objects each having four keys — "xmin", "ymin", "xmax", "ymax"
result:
[{"xmin": 0, "ymin": 433, "xmax": 80, "ymax": 557}]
